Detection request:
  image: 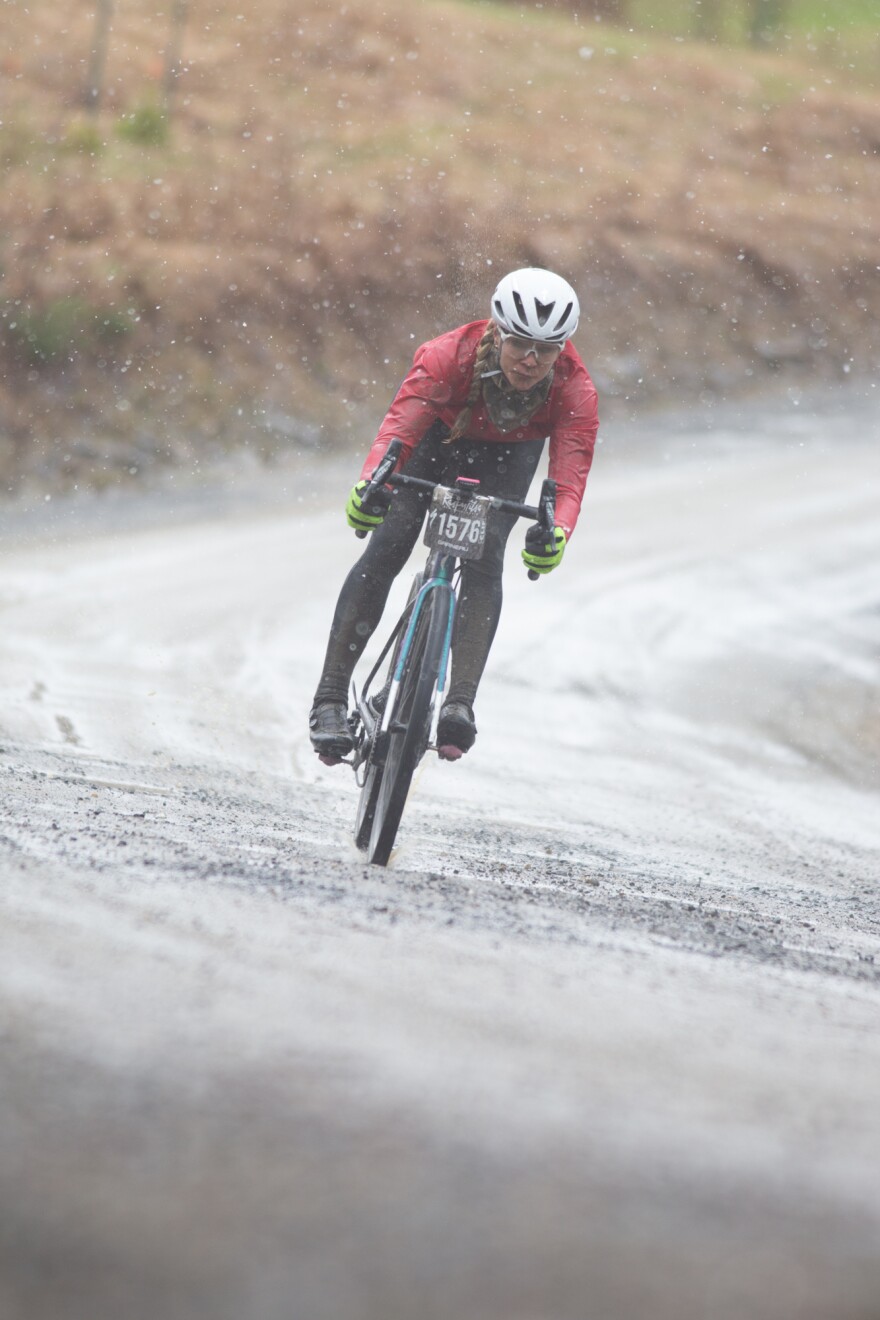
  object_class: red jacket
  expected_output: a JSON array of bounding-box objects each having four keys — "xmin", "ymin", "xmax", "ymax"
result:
[{"xmin": 360, "ymin": 320, "xmax": 599, "ymax": 536}]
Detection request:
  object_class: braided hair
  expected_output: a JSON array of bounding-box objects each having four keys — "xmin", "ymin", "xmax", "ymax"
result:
[{"xmin": 443, "ymin": 320, "xmax": 497, "ymax": 445}]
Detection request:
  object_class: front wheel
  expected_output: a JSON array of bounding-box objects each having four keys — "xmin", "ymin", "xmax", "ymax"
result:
[
  {"xmin": 353, "ymin": 574, "xmax": 423, "ymax": 852},
  {"xmin": 367, "ymin": 586, "xmax": 450, "ymax": 866},
  {"xmin": 353, "ymin": 719, "xmax": 384, "ymax": 852}
]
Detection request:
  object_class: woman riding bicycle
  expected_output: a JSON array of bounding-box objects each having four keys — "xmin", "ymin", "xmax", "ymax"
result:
[{"xmin": 309, "ymin": 266, "xmax": 599, "ymax": 761}]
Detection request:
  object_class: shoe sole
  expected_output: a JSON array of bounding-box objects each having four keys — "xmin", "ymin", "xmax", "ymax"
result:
[{"xmin": 311, "ymin": 738, "xmax": 354, "ymax": 758}]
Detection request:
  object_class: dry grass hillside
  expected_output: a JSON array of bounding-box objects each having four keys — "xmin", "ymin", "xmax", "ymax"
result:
[{"xmin": 1, "ymin": 0, "xmax": 879, "ymax": 489}]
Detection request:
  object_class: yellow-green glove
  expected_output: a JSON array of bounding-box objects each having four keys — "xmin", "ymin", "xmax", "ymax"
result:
[
  {"xmin": 522, "ymin": 524, "xmax": 566, "ymax": 575},
  {"xmin": 346, "ymin": 479, "xmax": 392, "ymax": 533}
]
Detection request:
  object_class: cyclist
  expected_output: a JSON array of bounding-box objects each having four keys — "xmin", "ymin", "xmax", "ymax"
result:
[{"xmin": 309, "ymin": 266, "xmax": 599, "ymax": 762}]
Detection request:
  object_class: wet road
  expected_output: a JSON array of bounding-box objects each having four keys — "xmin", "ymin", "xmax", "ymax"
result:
[{"xmin": 1, "ymin": 395, "xmax": 879, "ymax": 1320}]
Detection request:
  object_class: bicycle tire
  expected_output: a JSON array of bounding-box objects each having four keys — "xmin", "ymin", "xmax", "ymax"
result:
[
  {"xmin": 354, "ymin": 574, "xmax": 424, "ymax": 852},
  {"xmin": 367, "ymin": 584, "xmax": 450, "ymax": 866},
  {"xmin": 354, "ymin": 748, "xmax": 382, "ymax": 852}
]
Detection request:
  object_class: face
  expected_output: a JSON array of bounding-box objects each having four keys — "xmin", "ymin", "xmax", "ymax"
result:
[{"xmin": 495, "ymin": 330, "xmax": 563, "ymax": 391}]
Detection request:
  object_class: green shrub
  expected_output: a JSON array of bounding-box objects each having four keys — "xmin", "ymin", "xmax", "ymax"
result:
[
  {"xmin": 62, "ymin": 119, "xmax": 106, "ymax": 156},
  {"xmin": 7, "ymin": 298, "xmax": 130, "ymax": 365},
  {"xmin": 116, "ymin": 102, "xmax": 169, "ymax": 147}
]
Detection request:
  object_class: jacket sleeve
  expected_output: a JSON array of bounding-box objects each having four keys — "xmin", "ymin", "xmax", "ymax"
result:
[
  {"xmin": 359, "ymin": 340, "xmax": 458, "ymax": 482},
  {"xmin": 547, "ymin": 365, "xmax": 599, "ymax": 538}
]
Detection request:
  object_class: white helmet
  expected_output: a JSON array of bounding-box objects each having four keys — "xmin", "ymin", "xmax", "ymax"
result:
[{"xmin": 490, "ymin": 267, "xmax": 580, "ymax": 344}]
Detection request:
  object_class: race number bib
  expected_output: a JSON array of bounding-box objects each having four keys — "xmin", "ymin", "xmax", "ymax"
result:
[{"xmin": 424, "ymin": 486, "xmax": 490, "ymax": 561}]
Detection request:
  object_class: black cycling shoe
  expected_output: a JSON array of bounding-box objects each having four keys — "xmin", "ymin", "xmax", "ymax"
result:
[
  {"xmin": 309, "ymin": 701, "xmax": 355, "ymax": 758},
  {"xmin": 437, "ymin": 700, "xmax": 477, "ymax": 759}
]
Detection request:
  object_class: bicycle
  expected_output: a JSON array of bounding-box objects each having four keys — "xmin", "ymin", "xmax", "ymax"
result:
[{"xmin": 341, "ymin": 436, "xmax": 557, "ymax": 867}]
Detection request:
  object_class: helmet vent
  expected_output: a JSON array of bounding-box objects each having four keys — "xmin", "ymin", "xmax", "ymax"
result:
[
  {"xmin": 551, "ymin": 301, "xmax": 574, "ymax": 332},
  {"xmin": 535, "ymin": 298, "xmax": 554, "ymax": 327}
]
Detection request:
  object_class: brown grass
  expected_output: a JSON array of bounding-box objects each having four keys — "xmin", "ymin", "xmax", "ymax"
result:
[{"xmin": 1, "ymin": 0, "xmax": 879, "ymax": 487}]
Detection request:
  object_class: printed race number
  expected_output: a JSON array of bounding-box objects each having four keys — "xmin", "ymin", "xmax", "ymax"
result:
[{"xmin": 424, "ymin": 486, "xmax": 490, "ymax": 561}]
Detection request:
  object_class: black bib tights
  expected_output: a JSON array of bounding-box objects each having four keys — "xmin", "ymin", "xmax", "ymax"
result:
[{"xmin": 313, "ymin": 422, "xmax": 546, "ymax": 710}]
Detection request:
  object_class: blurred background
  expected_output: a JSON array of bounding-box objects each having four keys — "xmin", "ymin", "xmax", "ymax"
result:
[{"xmin": 1, "ymin": 0, "xmax": 878, "ymax": 493}]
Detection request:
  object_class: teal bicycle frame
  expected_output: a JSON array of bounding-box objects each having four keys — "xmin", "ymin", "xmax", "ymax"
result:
[{"xmin": 377, "ymin": 550, "xmax": 457, "ymax": 751}]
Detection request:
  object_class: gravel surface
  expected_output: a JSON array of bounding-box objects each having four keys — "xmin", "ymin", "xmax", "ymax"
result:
[{"xmin": 1, "ymin": 396, "xmax": 879, "ymax": 1320}]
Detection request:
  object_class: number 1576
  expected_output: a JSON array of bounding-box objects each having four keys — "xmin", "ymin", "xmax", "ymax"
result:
[{"xmin": 435, "ymin": 512, "xmax": 483, "ymax": 545}]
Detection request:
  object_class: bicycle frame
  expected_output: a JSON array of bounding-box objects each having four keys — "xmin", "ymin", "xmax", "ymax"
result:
[
  {"xmin": 350, "ymin": 547, "xmax": 456, "ymax": 779},
  {"xmin": 379, "ymin": 551, "xmax": 457, "ymax": 747}
]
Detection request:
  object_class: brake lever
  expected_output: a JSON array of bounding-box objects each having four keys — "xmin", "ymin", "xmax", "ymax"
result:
[
  {"xmin": 527, "ymin": 477, "xmax": 558, "ymax": 581},
  {"xmin": 354, "ymin": 437, "xmax": 404, "ymax": 538}
]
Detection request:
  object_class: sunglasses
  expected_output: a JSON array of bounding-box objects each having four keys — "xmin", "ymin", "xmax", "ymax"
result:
[{"xmin": 498, "ymin": 331, "xmax": 563, "ymax": 362}]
